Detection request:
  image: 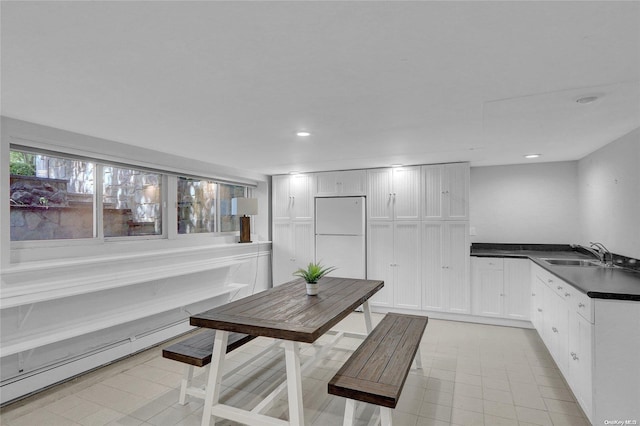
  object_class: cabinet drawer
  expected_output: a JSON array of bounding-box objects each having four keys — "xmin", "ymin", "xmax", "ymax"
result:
[
  {"xmin": 474, "ymin": 257, "xmax": 504, "ymax": 270},
  {"xmin": 572, "ymin": 290, "xmax": 594, "ymax": 323}
]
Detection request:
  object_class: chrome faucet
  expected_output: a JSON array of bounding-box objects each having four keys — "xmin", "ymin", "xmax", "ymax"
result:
[
  {"xmin": 589, "ymin": 242, "xmax": 614, "ymax": 267},
  {"xmin": 577, "ymin": 244, "xmax": 605, "ymax": 263}
]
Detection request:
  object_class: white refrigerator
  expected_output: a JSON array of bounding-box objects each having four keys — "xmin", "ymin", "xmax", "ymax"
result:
[{"xmin": 315, "ymin": 196, "xmax": 366, "ymax": 279}]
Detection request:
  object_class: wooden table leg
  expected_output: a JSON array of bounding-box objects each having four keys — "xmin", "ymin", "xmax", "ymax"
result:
[
  {"xmin": 284, "ymin": 340, "xmax": 304, "ymax": 425},
  {"xmin": 201, "ymin": 331, "xmax": 228, "ymax": 426}
]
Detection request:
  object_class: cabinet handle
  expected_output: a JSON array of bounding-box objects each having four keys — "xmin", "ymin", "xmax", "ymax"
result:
[
  {"xmin": 548, "ymin": 279, "xmax": 553, "ymax": 283},
  {"xmin": 552, "ymin": 327, "xmax": 558, "ymax": 333},
  {"xmin": 578, "ymin": 302, "xmax": 585, "ymax": 308},
  {"xmin": 564, "ymin": 292, "xmax": 571, "ymax": 297},
  {"xmin": 537, "ymin": 308, "xmax": 543, "ymax": 312},
  {"xmin": 532, "ymin": 293, "xmax": 536, "ymax": 296},
  {"xmin": 570, "ymin": 352, "xmax": 579, "ymax": 361},
  {"xmin": 557, "ymin": 285, "xmax": 563, "ymax": 290},
  {"xmin": 500, "ymin": 293, "xmax": 505, "ymax": 297}
]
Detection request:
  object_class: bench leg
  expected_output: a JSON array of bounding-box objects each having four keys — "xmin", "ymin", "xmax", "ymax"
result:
[
  {"xmin": 179, "ymin": 364, "xmax": 194, "ymax": 405},
  {"xmin": 413, "ymin": 347, "xmax": 423, "ymax": 370},
  {"xmin": 362, "ymin": 300, "xmax": 373, "ymax": 333},
  {"xmin": 380, "ymin": 407, "xmax": 393, "ymax": 426},
  {"xmin": 342, "ymin": 399, "xmax": 356, "ymax": 426}
]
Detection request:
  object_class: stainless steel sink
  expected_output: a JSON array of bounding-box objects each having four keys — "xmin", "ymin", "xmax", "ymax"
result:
[{"xmin": 540, "ymin": 258, "xmax": 602, "ymax": 267}]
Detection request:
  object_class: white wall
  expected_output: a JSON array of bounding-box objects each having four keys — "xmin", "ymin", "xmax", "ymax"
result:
[
  {"xmin": 1, "ymin": 117, "xmax": 273, "ymax": 404},
  {"xmin": 578, "ymin": 128, "xmax": 640, "ymax": 258},
  {"xmin": 470, "ymin": 162, "xmax": 580, "ymax": 244}
]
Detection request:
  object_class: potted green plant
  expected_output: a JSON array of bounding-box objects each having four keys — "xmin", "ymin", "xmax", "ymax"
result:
[{"xmin": 293, "ymin": 262, "xmax": 337, "ymax": 295}]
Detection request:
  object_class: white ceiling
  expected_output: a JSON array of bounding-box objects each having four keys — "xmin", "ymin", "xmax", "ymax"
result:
[{"xmin": 2, "ymin": 1, "xmax": 639, "ymax": 176}]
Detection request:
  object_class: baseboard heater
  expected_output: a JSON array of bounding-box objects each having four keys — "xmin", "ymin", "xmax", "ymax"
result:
[{"xmin": 0, "ymin": 320, "xmax": 194, "ymax": 406}]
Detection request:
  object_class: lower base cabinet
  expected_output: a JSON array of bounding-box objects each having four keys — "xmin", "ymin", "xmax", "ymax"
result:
[
  {"xmin": 471, "ymin": 257, "xmax": 530, "ymax": 320},
  {"xmin": 531, "ymin": 263, "xmax": 595, "ymax": 422}
]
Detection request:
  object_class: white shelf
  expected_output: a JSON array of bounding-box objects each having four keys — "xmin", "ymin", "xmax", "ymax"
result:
[
  {"xmin": 0, "ymin": 257, "xmax": 245, "ymax": 309},
  {"xmin": 0, "ymin": 283, "xmax": 246, "ymax": 358}
]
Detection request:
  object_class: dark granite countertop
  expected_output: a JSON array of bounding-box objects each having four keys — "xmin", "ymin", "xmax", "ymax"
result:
[{"xmin": 471, "ymin": 243, "xmax": 640, "ymax": 302}]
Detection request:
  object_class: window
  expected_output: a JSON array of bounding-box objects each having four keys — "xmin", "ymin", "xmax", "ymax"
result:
[
  {"xmin": 177, "ymin": 177, "xmax": 216, "ymax": 234},
  {"xmin": 219, "ymin": 183, "xmax": 246, "ymax": 232},
  {"xmin": 103, "ymin": 166, "xmax": 163, "ymax": 237},
  {"xmin": 9, "ymin": 146, "xmax": 249, "ymax": 242},
  {"xmin": 9, "ymin": 149, "xmax": 95, "ymax": 241},
  {"xmin": 177, "ymin": 178, "xmax": 246, "ymax": 234}
]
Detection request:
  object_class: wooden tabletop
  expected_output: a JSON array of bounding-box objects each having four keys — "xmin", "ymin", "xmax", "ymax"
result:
[{"xmin": 190, "ymin": 277, "xmax": 384, "ymax": 343}]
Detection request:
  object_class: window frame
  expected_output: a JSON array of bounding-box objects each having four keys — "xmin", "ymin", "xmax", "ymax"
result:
[{"xmin": 9, "ymin": 144, "xmax": 249, "ymax": 248}]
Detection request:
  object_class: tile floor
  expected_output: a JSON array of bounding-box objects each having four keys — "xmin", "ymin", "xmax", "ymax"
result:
[{"xmin": 0, "ymin": 313, "xmax": 590, "ymax": 426}]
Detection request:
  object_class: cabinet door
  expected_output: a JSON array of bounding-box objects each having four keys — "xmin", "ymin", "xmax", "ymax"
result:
[
  {"xmin": 471, "ymin": 258, "xmax": 504, "ymax": 317},
  {"xmin": 316, "ymin": 170, "xmax": 366, "ymax": 196},
  {"xmin": 568, "ymin": 313, "xmax": 593, "ymax": 417},
  {"xmin": 290, "ymin": 175, "xmax": 314, "ymax": 220},
  {"xmin": 542, "ymin": 282, "xmax": 558, "ymax": 349},
  {"xmin": 422, "ymin": 165, "xmax": 444, "ymax": 220},
  {"xmin": 422, "ymin": 222, "xmax": 445, "ymax": 311},
  {"xmin": 393, "ymin": 167, "xmax": 421, "ymax": 220},
  {"xmin": 367, "ymin": 169, "xmax": 393, "ymax": 220},
  {"xmin": 367, "ymin": 221, "xmax": 394, "ymax": 307},
  {"xmin": 444, "ymin": 163, "xmax": 469, "ymax": 220},
  {"xmin": 272, "ymin": 221, "xmax": 294, "ymax": 286},
  {"xmin": 444, "ymin": 222, "xmax": 470, "ymax": 314},
  {"xmin": 393, "ymin": 222, "xmax": 421, "ymax": 310},
  {"xmin": 555, "ymin": 295, "xmax": 570, "ymax": 374},
  {"xmin": 272, "ymin": 175, "xmax": 292, "ymax": 221},
  {"xmin": 292, "ymin": 221, "xmax": 315, "ymax": 272},
  {"xmin": 315, "ymin": 172, "xmax": 338, "ymax": 196},
  {"xmin": 504, "ymin": 258, "xmax": 531, "ymax": 320},
  {"xmin": 338, "ymin": 170, "xmax": 366, "ymax": 195},
  {"xmin": 531, "ymin": 277, "xmax": 545, "ymax": 331}
]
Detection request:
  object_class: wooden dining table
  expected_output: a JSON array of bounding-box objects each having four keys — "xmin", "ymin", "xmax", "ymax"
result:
[{"xmin": 190, "ymin": 276, "xmax": 384, "ymax": 426}]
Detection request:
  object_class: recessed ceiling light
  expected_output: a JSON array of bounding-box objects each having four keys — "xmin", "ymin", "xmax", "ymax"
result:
[
  {"xmin": 289, "ymin": 171, "xmax": 300, "ymax": 175},
  {"xmin": 296, "ymin": 131, "xmax": 311, "ymax": 137},
  {"xmin": 391, "ymin": 164, "xmax": 403, "ymax": 168},
  {"xmin": 524, "ymin": 154, "xmax": 541, "ymax": 159},
  {"xmin": 575, "ymin": 95, "xmax": 599, "ymax": 104}
]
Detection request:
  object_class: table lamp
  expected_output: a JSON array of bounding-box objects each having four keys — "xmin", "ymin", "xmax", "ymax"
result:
[{"xmin": 232, "ymin": 198, "xmax": 258, "ymax": 243}]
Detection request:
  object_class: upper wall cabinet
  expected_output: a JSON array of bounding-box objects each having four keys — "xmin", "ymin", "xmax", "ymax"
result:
[
  {"xmin": 422, "ymin": 163, "xmax": 470, "ymax": 220},
  {"xmin": 315, "ymin": 170, "xmax": 366, "ymax": 197},
  {"xmin": 272, "ymin": 174, "xmax": 315, "ymax": 221},
  {"xmin": 367, "ymin": 167, "xmax": 421, "ymax": 221}
]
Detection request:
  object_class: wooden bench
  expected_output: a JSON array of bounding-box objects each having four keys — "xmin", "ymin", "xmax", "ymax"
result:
[
  {"xmin": 162, "ymin": 329, "xmax": 256, "ymax": 404},
  {"xmin": 328, "ymin": 313, "xmax": 428, "ymax": 426}
]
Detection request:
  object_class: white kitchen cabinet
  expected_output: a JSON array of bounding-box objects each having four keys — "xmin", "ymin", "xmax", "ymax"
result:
[
  {"xmin": 423, "ymin": 222, "xmax": 470, "ymax": 314},
  {"xmin": 471, "ymin": 258, "xmax": 504, "ymax": 317},
  {"xmin": 503, "ymin": 259, "xmax": 531, "ymax": 320},
  {"xmin": 367, "ymin": 167, "xmax": 421, "ymax": 221},
  {"xmin": 367, "ymin": 222, "xmax": 394, "ymax": 307},
  {"xmin": 422, "ymin": 163, "xmax": 469, "ymax": 220},
  {"xmin": 272, "ymin": 174, "xmax": 315, "ymax": 221},
  {"xmin": 530, "ymin": 276, "xmax": 545, "ymax": 330},
  {"xmin": 315, "ymin": 170, "xmax": 366, "ymax": 196},
  {"xmin": 367, "ymin": 221, "xmax": 421, "ymax": 310},
  {"xmin": 530, "ymin": 262, "xmax": 595, "ymax": 421},
  {"xmin": 568, "ymin": 311, "xmax": 593, "ymax": 417},
  {"xmin": 472, "ymin": 257, "xmax": 530, "ymax": 319},
  {"xmin": 421, "ymin": 222, "xmax": 444, "ymax": 311},
  {"xmin": 271, "ymin": 220, "xmax": 314, "ymax": 286}
]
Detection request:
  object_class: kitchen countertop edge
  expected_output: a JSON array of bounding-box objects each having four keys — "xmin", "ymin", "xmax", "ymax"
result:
[{"xmin": 471, "ymin": 249, "xmax": 640, "ymax": 302}]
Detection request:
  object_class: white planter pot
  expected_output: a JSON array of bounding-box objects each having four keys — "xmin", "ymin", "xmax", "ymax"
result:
[{"xmin": 305, "ymin": 282, "xmax": 319, "ymax": 296}]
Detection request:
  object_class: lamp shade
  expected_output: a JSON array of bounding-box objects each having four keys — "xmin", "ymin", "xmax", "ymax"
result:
[{"xmin": 231, "ymin": 198, "xmax": 258, "ymax": 216}]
